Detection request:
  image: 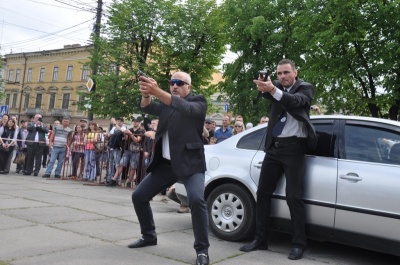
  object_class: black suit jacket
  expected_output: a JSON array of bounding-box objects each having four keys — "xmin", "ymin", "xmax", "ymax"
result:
[
  {"xmin": 26, "ymin": 122, "xmax": 49, "ymax": 147},
  {"xmin": 141, "ymin": 92, "xmax": 207, "ymax": 177},
  {"xmin": 263, "ymin": 78, "xmax": 317, "ymax": 151}
]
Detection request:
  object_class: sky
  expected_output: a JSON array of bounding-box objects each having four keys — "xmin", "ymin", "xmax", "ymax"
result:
[
  {"xmin": 0, "ymin": 0, "xmax": 112, "ymax": 55},
  {"xmin": 0, "ymin": 0, "xmax": 236, "ymax": 63}
]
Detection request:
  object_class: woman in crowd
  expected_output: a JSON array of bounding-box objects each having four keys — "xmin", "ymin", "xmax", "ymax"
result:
[
  {"xmin": 84, "ymin": 122, "xmax": 99, "ymax": 181},
  {"xmin": 0, "ymin": 119, "xmax": 18, "ymax": 174},
  {"xmin": 70, "ymin": 124, "xmax": 85, "ymax": 179},
  {"xmin": 95, "ymin": 126, "xmax": 105, "ymax": 180},
  {"xmin": 233, "ymin": 121, "xmax": 245, "ymax": 135}
]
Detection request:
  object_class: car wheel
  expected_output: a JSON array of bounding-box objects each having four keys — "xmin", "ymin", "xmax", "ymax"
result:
[{"xmin": 207, "ymin": 183, "xmax": 256, "ymax": 241}]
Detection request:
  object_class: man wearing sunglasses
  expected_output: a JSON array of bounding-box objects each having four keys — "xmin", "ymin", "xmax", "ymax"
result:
[{"xmin": 129, "ymin": 71, "xmax": 210, "ymax": 265}]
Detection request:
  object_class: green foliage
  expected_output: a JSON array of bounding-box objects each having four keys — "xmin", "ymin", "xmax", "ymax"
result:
[
  {"xmin": 220, "ymin": 0, "xmax": 306, "ymax": 123},
  {"xmin": 220, "ymin": 0, "xmax": 400, "ymax": 120},
  {"xmin": 85, "ymin": 0, "xmax": 226, "ymax": 118}
]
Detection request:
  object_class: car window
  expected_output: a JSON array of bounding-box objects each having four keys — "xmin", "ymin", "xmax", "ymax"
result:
[
  {"xmin": 307, "ymin": 123, "xmax": 336, "ymax": 157},
  {"xmin": 344, "ymin": 124, "xmax": 400, "ymax": 164},
  {"xmin": 236, "ymin": 128, "xmax": 266, "ymax": 150}
]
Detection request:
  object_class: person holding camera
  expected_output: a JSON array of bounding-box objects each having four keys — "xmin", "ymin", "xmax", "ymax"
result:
[
  {"xmin": 129, "ymin": 71, "xmax": 210, "ymax": 265},
  {"xmin": 310, "ymin": 105, "xmax": 323, "ymax": 115},
  {"xmin": 24, "ymin": 114, "xmax": 49, "ymax": 176},
  {"xmin": 239, "ymin": 59, "xmax": 317, "ymax": 260}
]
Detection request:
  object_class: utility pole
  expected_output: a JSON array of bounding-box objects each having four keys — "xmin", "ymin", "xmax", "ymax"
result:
[
  {"xmin": 87, "ymin": 0, "xmax": 103, "ymax": 122},
  {"xmin": 17, "ymin": 53, "xmax": 28, "ymax": 119}
]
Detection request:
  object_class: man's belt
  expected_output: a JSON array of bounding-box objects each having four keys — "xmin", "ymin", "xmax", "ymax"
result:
[{"xmin": 274, "ymin": 137, "xmax": 306, "ymax": 148}]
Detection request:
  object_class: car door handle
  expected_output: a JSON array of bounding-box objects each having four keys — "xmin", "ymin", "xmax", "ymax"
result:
[
  {"xmin": 339, "ymin": 173, "xmax": 362, "ymax": 182},
  {"xmin": 253, "ymin": 161, "xmax": 263, "ymax": 169}
]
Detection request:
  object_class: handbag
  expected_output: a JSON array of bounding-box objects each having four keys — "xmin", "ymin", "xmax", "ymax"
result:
[{"xmin": 13, "ymin": 152, "xmax": 26, "ymax": 165}]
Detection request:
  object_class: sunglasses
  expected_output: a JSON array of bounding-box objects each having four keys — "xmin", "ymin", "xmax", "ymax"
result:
[
  {"xmin": 170, "ymin": 79, "xmax": 189, "ymax": 87},
  {"xmin": 235, "ymin": 125, "xmax": 242, "ymax": 128}
]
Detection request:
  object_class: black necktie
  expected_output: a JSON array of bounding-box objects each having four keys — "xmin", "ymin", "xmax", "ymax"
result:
[{"xmin": 272, "ymin": 88, "xmax": 287, "ymax": 137}]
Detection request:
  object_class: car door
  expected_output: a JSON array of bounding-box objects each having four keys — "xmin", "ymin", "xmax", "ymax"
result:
[
  {"xmin": 250, "ymin": 119, "xmax": 338, "ymax": 235},
  {"xmin": 301, "ymin": 120, "xmax": 338, "ymax": 233},
  {"xmin": 335, "ymin": 120, "xmax": 400, "ymax": 244}
]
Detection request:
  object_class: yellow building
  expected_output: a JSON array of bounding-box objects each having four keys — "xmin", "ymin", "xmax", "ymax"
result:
[
  {"xmin": 2, "ymin": 44, "xmax": 93, "ymax": 125},
  {"xmin": 2, "ymin": 44, "xmax": 229, "ymax": 128}
]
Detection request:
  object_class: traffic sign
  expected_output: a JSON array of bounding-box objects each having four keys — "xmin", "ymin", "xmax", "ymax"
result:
[
  {"xmin": 0, "ymin": 105, "xmax": 9, "ymax": 115},
  {"xmin": 86, "ymin": 78, "xmax": 94, "ymax": 92}
]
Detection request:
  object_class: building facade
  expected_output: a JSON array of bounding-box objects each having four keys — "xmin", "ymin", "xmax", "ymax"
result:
[
  {"xmin": 2, "ymin": 44, "xmax": 94, "ymax": 125},
  {"xmin": 2, "ymin": 45, "xmax": 231, "ymax": 128}
]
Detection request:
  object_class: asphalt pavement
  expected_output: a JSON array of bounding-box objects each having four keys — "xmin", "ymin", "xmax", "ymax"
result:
[{"xmin": 1, "ymin": 163, "xmax": 400, "ymax": 265}]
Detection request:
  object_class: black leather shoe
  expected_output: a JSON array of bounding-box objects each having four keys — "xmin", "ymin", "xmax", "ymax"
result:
[
  {"xmin": 127, "ymin": 238, "xmax": 157, "ymax": 248},
  {"xmin": 106, "ymin": 179, "xmax": 117, "ymax": 186},
  {"xmin": 23, "ymin": 172, "xmax": 31, "ymax": 176},
  {"xmin": 288, "ymin": 247, "xmax": 303, "ymax": 260},
  {"xmin": 196, "ymin": 253, "xmax": 209, "ymax": 265},
  {"xmin": 55, "ymin": 175, "xmax": 61, "ymax": 178},
  {"xmin": 33, "ymin": 173, "xmax": 38, "ymax": 176},
  {"xmin": 239, "ymin": 240, "xmax": 268, "ymax": 252}
]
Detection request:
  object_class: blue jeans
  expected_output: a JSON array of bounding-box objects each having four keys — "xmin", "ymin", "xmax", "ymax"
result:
[
  {"xmin": 45, "ymin": 146, "xmax": 66, "ymax": 176},
  {"xmin": 107, "ymin": 149, "xmax": 121, "ymax": 182},
  {"xmin": 84, "ymin": 150, "xmax": 97, "ymax": 180}
]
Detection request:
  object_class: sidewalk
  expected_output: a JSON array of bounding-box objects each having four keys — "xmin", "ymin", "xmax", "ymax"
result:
[{"xmin": 2, "ymin": 164, "xmax": 392, "ymax": 265}]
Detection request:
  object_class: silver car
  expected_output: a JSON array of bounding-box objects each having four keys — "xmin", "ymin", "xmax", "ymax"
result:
[{"xmin": 175, "ymin": 115, "xmax": 400, "ymax": 256}]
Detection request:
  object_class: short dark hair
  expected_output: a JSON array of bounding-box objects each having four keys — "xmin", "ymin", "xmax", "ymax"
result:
[{"xmin": 278, "ymin": 59, "xmax": 296, "ymax": 71}]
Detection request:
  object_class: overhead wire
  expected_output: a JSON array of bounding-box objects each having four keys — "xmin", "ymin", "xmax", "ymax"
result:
[
  {"xmin": 24, "ymin": 0, "xmax": 80, "ymax": 11},
  {"xmin": 1, "ymin": 18, "xmax": 95, "ymax": 52}
]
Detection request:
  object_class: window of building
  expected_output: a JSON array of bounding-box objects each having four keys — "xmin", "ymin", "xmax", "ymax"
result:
[
  {"xmin": 49, "ymin": 93, "xmax": 56, "ymax": 109},
  {"xmin": 66, "ymin": 65, "xmax": 73, "ymax": 81},
  {"xmin": 108, "ymin": 64, "xmax": 115, "ymax": 74},
  {"xmin": 15, "ymin": 69, "xmax": 21, "ymax": 83},
  {"xmin": 52, "ymin": 66, "xmax": 59, "ymax": 81},
  {"xmin": 62, "ymin": 93, "xmax": 70, "ymax": 109},
  {"xmin": 39, "ymin": 67, "xmax": 45, "ymax": 82},
  {"xmin": 35, "ymin": 93, "xmax": 42, "ymax": 108},
  {"xmin": 24, "ymin": 93, "xmax": 30, "ymax": 108},
  {"xmin": 27, "ymin": 68, "xmax": 33, "ymax": 82},
  {"xmin": 77, "ymin": 95, "xmax": 84, "ymax": 110},
  {"xmin": 12, "ymin": 93, "xmax": 18, "ymax": 108},
  {"xmin": 5, "ymin": 94, "xmax": 10, "ymax": 106},
  {"xmin": 81, "ymin": 64, "xmax": 88, "ymax": 80},
  {"xmin": 8, "ymin": 69, "xmax": 13, "ymax": 82}
]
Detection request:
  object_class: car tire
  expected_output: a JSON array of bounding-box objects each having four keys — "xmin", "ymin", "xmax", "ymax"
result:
[{"xmin": 207, "ymin": 183, "xmax": 256, "ymax": 241}]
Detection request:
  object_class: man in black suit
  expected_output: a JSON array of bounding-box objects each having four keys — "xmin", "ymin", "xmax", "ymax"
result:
[
  {"xmin": 128, "ymin": 71, "xmax": 210, "ymax": 265},
  {"xmin": 24, "ymin": 114, "xmax": 49, "ymax": 176},
  {"xmin": 240, "ymin": 59, "xmax": 317, "ymax": 260}
]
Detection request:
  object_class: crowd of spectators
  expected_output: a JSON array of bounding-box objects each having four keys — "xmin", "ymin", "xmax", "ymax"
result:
[{"xmin": 0, "ymin": 113, "xmax": 274, "ymax": 175}]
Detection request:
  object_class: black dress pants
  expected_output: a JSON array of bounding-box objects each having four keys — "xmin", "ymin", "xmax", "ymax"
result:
[
  {"xmin": 25, "ymin": 143, "xmax": 44, "ymax": 174},
  {"xmin": 131, "ymin": 159, "xmax": 209, "ymax": 254},
  {"xmin": 255, "ymin": 141, "xmax": 307, "ymax": 248},
  {"xmin": 0, "ymin": 147, "xmax": 14, "ymax": 171}
]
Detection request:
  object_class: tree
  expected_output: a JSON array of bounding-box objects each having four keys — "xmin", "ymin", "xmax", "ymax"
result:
[
  {"xmin": 83, "ymin": 0, "xmax": 226, "ymax": 118},
  {"xmin": 218, "ymin": 0, "xmax": 309, "ymax": 123},
  {"xmin": 295, "ymin": 0, "xmax": 400, "ymax": 118},
  {"xmin": 220, "ymin": 0, "xmax": 400, "ymax": 120}
]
